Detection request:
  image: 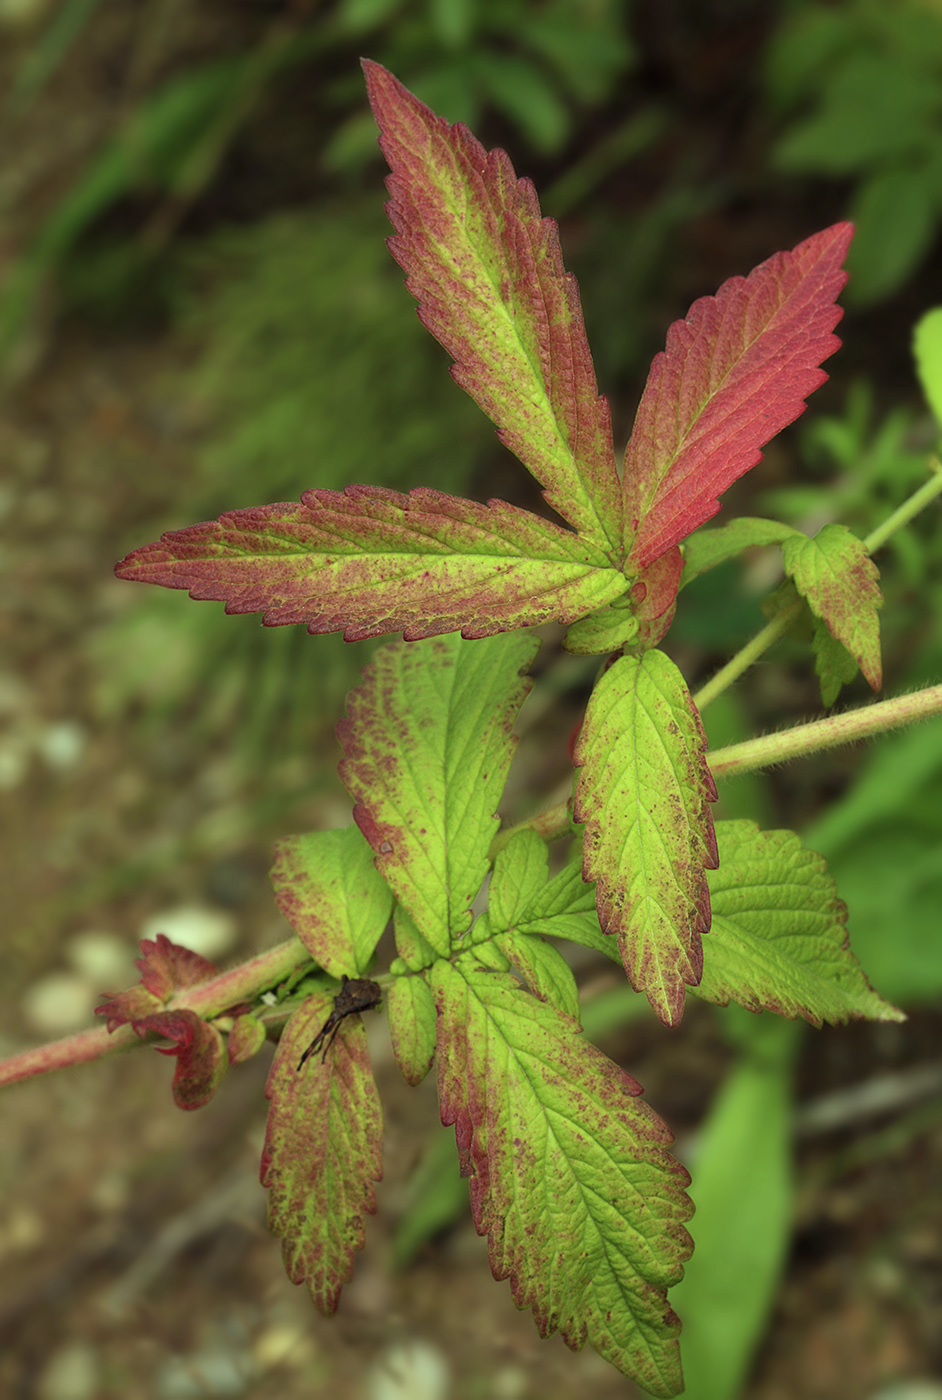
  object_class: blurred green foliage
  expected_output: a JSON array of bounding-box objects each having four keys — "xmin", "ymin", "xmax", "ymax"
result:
[{"xmin": 765, "ymin": 0, "xmax": 942, "ymax": 304}]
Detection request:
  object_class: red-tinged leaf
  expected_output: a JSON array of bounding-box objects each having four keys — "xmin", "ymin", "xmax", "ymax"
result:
[
  {"xmin": 573, "ymin": 650, "xmax": 718, "ymax": 1026},
  {"xmin": 782, "ymin": 523, "xmax": 882, "ymax": 691},
  {"xmin": 433, "ymin": 959, "xmax": 693, "ymax": 1396},
  {"xmin": 363, "ymin": 61, "xmax": 623, "ymax": 553},
  {"xmin": 228, "ymin": 1013, "xmax": 267, "ymax": 1065},
  {"xmin": 270, "ymin": 826, "xmax": 393, "ymax": 979},
  {"xmin": 95, "ymin": 984, "xmax": 161, "ymax": 1032},
  {"xmin": 135, "ymin": 1010, "xmax": 227, "ymax": 1111},
  {"xmin": 261, "ymin": 994, "xmax": 383, "ymax": 1316},
  {"xmin": 115, "ymin": 486, "xmax": 626, "ymax": 643},
  {"xmin": 135, "ymin": 932, "xmax": 219, "ymax": 1001},
  {"xmin": 624, "ymin": 223, "xmax": 853, "ymax": 571}
]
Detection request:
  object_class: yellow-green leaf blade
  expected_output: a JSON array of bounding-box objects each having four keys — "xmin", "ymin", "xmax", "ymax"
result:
[
  {"xmin": 782, "ymin": 523, "xmax": 883, "ymax": 691},
  {"xmin": 433, "ymin": 959, "xmax": 693, "ymax": 1397},
  {"xmin": 574, "ymin": 651, "xmax": 718, "ymax": 1025},
  {"xmin": 697, "ymin": 820, "xmax": 903, "ymax": 1025}
]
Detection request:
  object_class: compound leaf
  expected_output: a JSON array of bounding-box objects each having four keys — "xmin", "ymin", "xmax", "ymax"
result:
[
  {"xmin": 782, "ymin": 523, "xmax": 882, "ymax": 691},
  {"xmin": 270, "ymin": 826, "xmax": 393, "ymax": 978},
  {"xmin": 115, "ymin": 486, "xmax": 626, "ymax": 642},
  {"xmin": 433, "ymin": 958, "xmax": 693, "ymax": 1397},
  {"xmin": 364, "ymin": 61, "xmax": 623, "ymax": 553},
  {"xmin": 338, "ymin": 632, "xmax": 538, "ymax": 954},
  {"xmin": 624, "ymin": 224, "xmax": 852, "ymax": 571},
  {"xmin": 698, "ymin": 820, "xmax": 903, "ymax": 1024},
  {"xmin": 387, "ymin": 973, "xmax": 437, "ymax": 1085},
  {"xmin": 574, "ymin": 651, "xmax": 718, "ymax": 1025},
  {"xmin": 261, "ymin": 993, "xmax": 383, "ymax": 1316}
]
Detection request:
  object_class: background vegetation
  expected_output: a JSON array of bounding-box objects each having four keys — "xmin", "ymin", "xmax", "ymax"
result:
[{"xmin": 1, "ymin": 2, "xmax": 940, "ymax": 1398}]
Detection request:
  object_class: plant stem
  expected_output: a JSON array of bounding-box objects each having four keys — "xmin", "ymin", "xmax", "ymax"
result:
[
  {"xmin": 709, "ymin": 684, "xmax": 942, "ymax": 778},
  {"xmin": 693, "ymin": 464, "xmax": 942, "ymax": 712},
  {"xmin": 493, "ymin": 682, "xmax": 942, "ymax": 852},
  {"xmin": 0, "ymin": 937, "xmax": 309, "ymax": 1090},
  {"xmin": 692, "ymin": 600, "xmax": 802, "ymax": 711}
]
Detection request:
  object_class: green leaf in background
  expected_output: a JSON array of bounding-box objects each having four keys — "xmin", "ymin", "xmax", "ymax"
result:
[
  {"xmin": 433, "ymin": 958, "xmax": 693, "ymax": 1396},
  {"xmin": 845, "ymin": 164, "xmax": 939, "ymax": 305},
  {"xmin": 269, "ymin": 826, "xmax": 393, "ymax": 979},
  {"xmin": 672, "ymin": 1014, "xmax": 797, "ymax": 1400},
  {"xmin": 681, "ymin": 518, "xmax": 801, "ymax": 587},
  {"xmin": 782, "ymin": 523, "xmax": 883, "ymax": 691},
  {"xmin": 338, "ymin": 632, "xmax": 538, "ymax": 954},
  {"xmin": 391, "ymin": 1127, "xmax": 468, "ymax": 1270},
  {"xmin": 574, "ymin": 650, "xmax": 718, "ymax": 1025},
  {"xmin": 387, "ymin": 973, "xmax": 437, "ymax": 1086},
  {"xmin": 261, "ymin": 993, "xmax": 383, "ymax": 1316},
  {"xmin": 913, "ymin": 306, "xmax": 942, "ymax": 430},
  {"xmin": 698, "ymin": 821, "xmax": 903, "ymax": 1025}
]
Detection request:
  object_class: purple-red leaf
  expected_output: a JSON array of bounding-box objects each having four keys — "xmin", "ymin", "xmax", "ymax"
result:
[
  {"xmin": 624, "ymin": 223, "xmax": 853, "ymax": 571},
  {"xmin": 135, "ymin": 1009, "xmax": 228, "ymax": 1111},
  {"xmin": 135, "ymin": 932, "xmax": 219, "ymax": 1001},
  {"xmin": 95, "ymin": 984, "xmax": 161, "ymax": 1032},
  {"xmin": 364, "ymin": 61, "xmax": 623, "ymax": 553},
  {"xmin": 115, "ymin": 486, "xmax": 626, "ymax": 643},
  {"xmin": 261, "ymin": 994, "xmax": 383, "ymax": 1316}
]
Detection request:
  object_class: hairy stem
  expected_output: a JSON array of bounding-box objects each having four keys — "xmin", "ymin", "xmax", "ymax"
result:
[
  {"xmin": 494, "ymin": 683, "xmax": 942, "ymax": 852},
  {"xmin": 0, "ymin": 937, "xmax": 308, "ymax": 1090},
  {"xmin": 693, "ymin": 464, "xmax": 942, "ymax": 712}
]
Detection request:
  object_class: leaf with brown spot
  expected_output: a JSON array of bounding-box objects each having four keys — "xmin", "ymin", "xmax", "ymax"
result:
[
  {"xmin": 364, "ymin": 61, "xmax": 623, "ymax": 554},
  {"xmin": 433, "ymin": 958, "xmax": 692, "ymax": 1397},
  {"xmin": 573, "ymin": 650, "xmax": 718, "ymax": 1025},
  {"xmin": 261, "ymin": 994, "xmax": 383, "ymax": 1316}
]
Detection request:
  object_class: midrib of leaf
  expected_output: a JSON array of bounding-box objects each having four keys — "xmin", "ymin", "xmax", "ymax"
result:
[
  {"xmin": 633, "ymin": 291, "xmax": 791, "ymax": 524},
  {"xmin": 419, "ymin": 137, "xmax": 608, "ymax": 548}
]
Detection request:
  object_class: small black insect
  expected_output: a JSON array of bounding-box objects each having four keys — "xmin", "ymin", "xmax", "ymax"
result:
[{"xmin": 296, "ymin": 975, "xmax": 383, "ymax": 1070}]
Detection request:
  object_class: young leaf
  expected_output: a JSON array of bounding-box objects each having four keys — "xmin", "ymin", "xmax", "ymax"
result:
[
  {"xmin": 338, "ymin": 632, "xmax": 538, "ymax": 955},
  {"xmin": 488, "ymin": 828, "xmax": 553, "ymax": 931},
  {"xmin": 624, "ymin": 223, "xmax": 853, "ymax": 571},
  {"xmin": 810, "ymin": 613, "xmax": 861, "ymax": 708},
  {"xmin": 681, "ymin": 517, "xmax": 802, "ymax": 586},
  {"xmin": 115, "ymin": 487, "xmax": 626, "ymax": 643},
  {"xmin": 491, "ymin": 831, "xmax": 607, "ymax": 952},
  {"xmin": 574, "ymin": 650, "xmax": 718, "ymax": 1025},
  {"xmin": 261, "ymin": 993, "xmax": 383, "ymax": 1316},
  {"xmin": 387, "ymin": 973, "xmax": 437, "ymax": 1085},
  {"xmin": 364, "ymin": 61, "xmax": 623, "ymax": 553},
  {"xmin": 135, "ymin": 932, "xmax": 219, "ymax": 1000},
  {"xmin": 433, "ymin": 958, "xmax": 693, "ymax": 1397},
  {"xmin": 913, "ymin": 305, "xmax": 942, "ymax": 428},
  {"xmin": 564, "ymin": 548, "xmax": 683, "ymax": 655},
  {"xmin": 782, "ymin": 523, "xmax": 882, "ymax": 691},
  {"xmin": 138, "ymin": 1010, "xmax": 228, "ymax": 1111},
  {"xmin": 227, "ymin": 1012, "xmax": 267, "ymax": 1065},
  {"xmin": 270, "ymin": 826, "xmax": 393, "ymax": 979},
  {"xmin": 697, "ymin": 820, "xmax": 903, "ymax": 1024}
]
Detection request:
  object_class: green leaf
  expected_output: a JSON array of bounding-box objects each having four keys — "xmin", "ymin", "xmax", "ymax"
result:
[
  {"xmin": 845, "ymin": 165, "xmax": 938, "ymax": 306},
  {"xmin": 391, "ymin": 903, "xmax": 439, "ymax": 972},
  {"xmin": 270, "ymin": 826, "xmax": 393, "ymax": 979},
  {"xmin": 562, "ymin": 594, "xmax": 639, "ymax": 655},
  {"xmin": 697, "ymin": 820, "xmax": 903, "ymax": 1025},
  {"xmin": 433, "ymin": 958, "xmax": 693, "ymax": 1396},
  {"xmin": 574, "ymin": 651, "xmax": 718, "ymax": 1025},
  {"xmin": 496, "ymin": 932, "xmax": 580, "ymax": 1021},
  {"xmin": 227, "ymin": 1013, "xmax": 267, "ymax": 1065},
  {"xmin": 387, "ymin": 973, "xmax": 437, "ymax": 1085},
  {"xmin": 810, "ymin": 613, "xmax": 860, "ymax": 708},
  {"xmin": 782, "ymin": 524, "xmax": 882, "ymax": 690},
  {"xmin": 672, "ymin": 1019, "xmax": 796, "ymax": 1400},
  {"xmin": 913, "ymin": 306, "xmax": 942, "ymax": 429},
  {"xmin": 115, "ymin": 487, "xmax": 628, "ymax": 643},
  {"xmin": 363, "ymin": 61, "xmax": 624, "ymax": 552},
  {"xmin": 681, "ymin": 517, "xmax": 801, "ymax": 586},
  {"xmin": 488, "ymin": 829, "xmax": 553, "ymax": 931},
  {"xmin": 338, "ymin": 632, "xmax": 538, "ymax": 955},
  {"xmin": 392, "ymin": 1128, "xmax": 468, "ymax": 1270},
  {"xmin": 489, "ymin": 830, "xmax": 607, "ymax": 953},
  {"xmin": 261, "ymin": 993, "xmax": 383, "ymax": 1315}
]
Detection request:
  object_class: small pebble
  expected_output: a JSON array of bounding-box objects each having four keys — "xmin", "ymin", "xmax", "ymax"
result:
[
  {"xmin": 140, "ymin": 905, "xmax": 238, "ymax": 960},
  {"xmin": 37, "ymin": 1343, "xmax": 100, "ymax": 1400},
  {"xmin": 22, "ymin": 972, "xmax": 97, "ymax": 1034}
]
